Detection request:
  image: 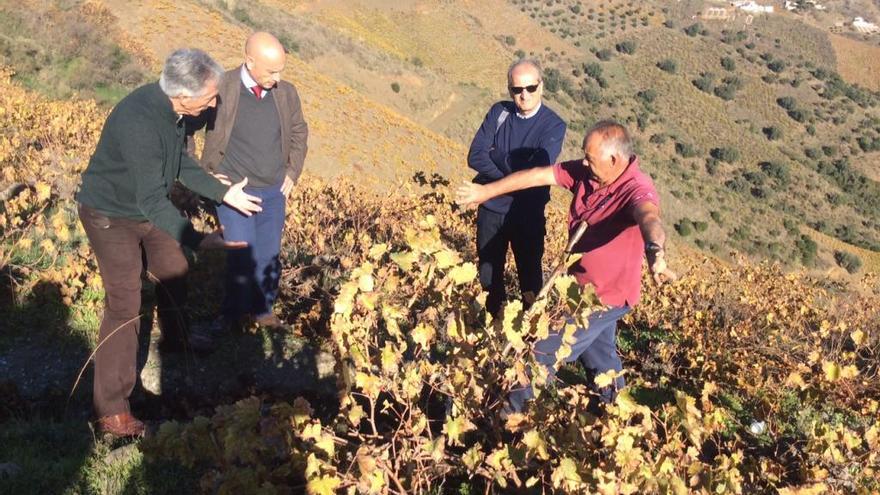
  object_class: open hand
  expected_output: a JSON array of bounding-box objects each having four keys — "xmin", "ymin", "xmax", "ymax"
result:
[
  {"xmin": 454, "ymin": 181, "xmax": 487, "ymax": 208},
  {"xmin": 198, "ymin": 228, "xmax": 248, "ymax": 250},
  {"xmin": 222, "ymin": 177, "xmax": 262, "ymax": 216}
]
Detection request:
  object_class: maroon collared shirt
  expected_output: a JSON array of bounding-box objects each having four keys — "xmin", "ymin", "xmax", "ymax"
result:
[{"xmin": 552, "ymin": 156, "xmax": 659, "ymax": 307}]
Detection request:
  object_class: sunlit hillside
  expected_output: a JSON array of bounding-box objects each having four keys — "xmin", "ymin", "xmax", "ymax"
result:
[{"xmin": 1, "ymin": 0, "xmax": 880, "ymax": 493}]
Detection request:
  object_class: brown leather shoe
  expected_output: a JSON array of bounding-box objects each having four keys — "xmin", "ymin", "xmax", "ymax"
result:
[
  {"xmin": 253, "ymin": 313, "xmax": 288, "ymax": 330},
  {"xmin": 97, "ymin": 413, "xmax": 145, "ymax": 438}
]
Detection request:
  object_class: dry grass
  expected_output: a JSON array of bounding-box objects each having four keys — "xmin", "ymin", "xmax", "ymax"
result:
[
  {"xmin": 96, "ymin": 0, "xmax": 469, "ymax": 186},
  {"xmin": 805, "ymin": 226, "xmax": 880, "ymax": 274},
  {"xmin": 829, "ymin": 33, "xmax": 880, "ymax": 90}
]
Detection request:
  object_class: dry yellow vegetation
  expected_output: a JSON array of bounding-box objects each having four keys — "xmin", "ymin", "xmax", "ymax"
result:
[
  {"xmin": 829, "ymin": 33, "xmax": 880, "ymax": 91},
  {"xmin": 805, "ymin": 226, "xmax": 880, "ymax": 275}
]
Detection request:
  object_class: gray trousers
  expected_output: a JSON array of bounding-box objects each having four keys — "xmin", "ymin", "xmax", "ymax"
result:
[{"xmin": 508, "ymin": 306, "xmax": 630, "ymax": 412}]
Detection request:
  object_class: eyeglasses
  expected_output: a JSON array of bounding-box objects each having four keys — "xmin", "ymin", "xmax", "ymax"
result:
[{"xmin": 509, "ymin": 83, "xmax": 540, "ymax": 95}]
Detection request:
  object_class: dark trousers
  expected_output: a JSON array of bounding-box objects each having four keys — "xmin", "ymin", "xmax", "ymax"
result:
[
  {"xmin": 216, "ymin": 183, "xmax": 285, "ymax": 320},
  {"xmin": 78, "ymin": 204, "xmax": 189, "ymax": 417},
  {"xmin": 508, "ymin": 306, "xmax": 631, "ymax": 412},
  {"xmin": 476, "ymin": 205, "xmax": 546, "ymax": 315}
]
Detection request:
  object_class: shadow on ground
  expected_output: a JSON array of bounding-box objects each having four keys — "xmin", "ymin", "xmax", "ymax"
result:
[{"xmin": 0, "ymin": 260, "xmax": 339, "ymax": 494}]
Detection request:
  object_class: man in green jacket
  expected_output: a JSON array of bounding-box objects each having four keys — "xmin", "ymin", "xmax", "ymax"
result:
[{"xmin": 77, "ymin": 48, "xmax": 262, "ymax": 438}]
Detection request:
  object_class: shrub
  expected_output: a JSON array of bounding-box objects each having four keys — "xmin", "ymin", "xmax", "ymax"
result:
[
  {"xmin": 391, "ymin": 82, "xmax": 401, "ymax": 93},
  {"xmin": 596, "ymin": 48, "xmax": 615, "ymax": 61},
  {"xmin": 760, "ymin": 161, "xmax": 790, "ymax": 184},
  {"xmin": 675, "ymin": 218, "xmax": 694, "ymax": 236},
  {"xmin": 795, "ymin": 234, "xmax": 819, "ymax": 266},
  {"xmin": 684, "ymin": 22, "xmax": 703, "ymax": 37},
  {"xmin": 767, "ymin": 59, "xmax": 787, "ymax": 73},
  {"xmin": 503, "ymin": 35, "xmax": 517, "ymax": 46},
  {"xmin": 583, "ymin": 62, "xmax": 603, "ymax": 78},
  {"xmin": 675, "ymin": 141, "xmax": 698, "ymax": 158},
  {"xmin": 834, "ymin": 250, "xmax": 862, "ymax": 273},
  {"xmin": 637, "ymin": 89, "xmax": 657, "ymax": 104},
  {"xmin": 616, "ymin": 40, "xmax": 637, "ymax": 54},
  {"xmin": 711, "ymin": 147, "xmax": 740, "ymax": 163},
  {"xmin": 693, "ymin": 73, "xmax": 715, "ymax": 94},
  {"xmin": 705, "ymin": 158, "xmax": 720, "ymax": 175},
  {"xmin": 787, "ymin": 109, "xmax": 808, "ymax": 123},
  {"xmin": 657, "ymin": 59, "xmax": 678, "ymax": 74},
  {"xmin": 762, "ymin": 126, "xmax": 782, "ymax": 140},
  {"xmin": 721, "ymin": 56, "xmax": 736, "ymax": 71},
  {"xmin": 777, "ymin": 96, "xmax": 797, "ymax": 111}
]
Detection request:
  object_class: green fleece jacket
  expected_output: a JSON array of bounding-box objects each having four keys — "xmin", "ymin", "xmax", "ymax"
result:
[{"xmin": 77, "ymin": 82, "xmax": 228, "ymax": 249}]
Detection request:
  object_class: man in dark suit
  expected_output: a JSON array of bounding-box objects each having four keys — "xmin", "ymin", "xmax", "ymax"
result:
[
  {"xmin": 467, "ymin": 59, "xmax": 566, "ymax": 316},
  {"xmin": 197, "ymin": 32, "xmax": 308, "ymax": 331}
]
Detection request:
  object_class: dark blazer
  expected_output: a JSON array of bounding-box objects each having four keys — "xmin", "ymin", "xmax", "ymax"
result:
[{"xmin": 198, "ymin": 66, "xmax": 309, "ymax": 183}]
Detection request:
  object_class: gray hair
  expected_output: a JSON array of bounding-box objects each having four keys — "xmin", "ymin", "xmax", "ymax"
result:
[
  {"xmin": 585, "ymin": 120, "xmax": 634, "ymax": 158},
  {"xmin": 159, "ymin": 48, "xmax": 223, "ymax": 97},
  {"xmin": 507, "ymin": 58, "xmax": 543, "ymax": 86}
]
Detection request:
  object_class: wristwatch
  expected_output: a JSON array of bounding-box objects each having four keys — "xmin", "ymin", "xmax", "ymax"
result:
[{"xmin": 645, "ymin": 241, "xmax": 664, "ymax": 254}]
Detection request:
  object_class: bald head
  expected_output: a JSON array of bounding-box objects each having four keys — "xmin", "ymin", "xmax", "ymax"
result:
[{"xmin": 244, "ymin": 32, "xmax": 286, "ymax": 89}]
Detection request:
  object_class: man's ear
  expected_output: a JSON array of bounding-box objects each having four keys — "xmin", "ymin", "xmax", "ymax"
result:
[{"xmin": 245, "ymin": 57, "xmax": 254, "ymax": 71}]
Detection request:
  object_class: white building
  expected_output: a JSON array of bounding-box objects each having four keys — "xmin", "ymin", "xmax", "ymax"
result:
[
  {"xmin": 732, "ymin": 1, "xmax": 774, "ymax": 14},
  {"xmin": 853, "ymin": 17, "xmax": 880, "ymax": 34}
]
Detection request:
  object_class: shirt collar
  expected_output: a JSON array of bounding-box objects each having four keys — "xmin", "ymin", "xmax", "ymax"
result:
[
  {"xmin": 515, "ymin": 102, "xmax": 542, "ymax": 119},
  {"xmin": 589, "ymin": 156, "xmax": 642, "ymax": 193},
  {"xmin": 240, "ymin": 65, "xmax": 263, "ymax": 91}
]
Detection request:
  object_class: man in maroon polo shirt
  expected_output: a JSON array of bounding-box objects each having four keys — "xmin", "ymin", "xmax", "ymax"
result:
[{"xmin": 455, "ymin": 120, "xmax": 676, "ymax": 411}]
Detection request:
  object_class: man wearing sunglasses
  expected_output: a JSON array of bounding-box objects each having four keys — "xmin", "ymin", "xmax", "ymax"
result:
[{"xmin": 467, "ymin": 59, "xmax": 566, "ymax": 316}]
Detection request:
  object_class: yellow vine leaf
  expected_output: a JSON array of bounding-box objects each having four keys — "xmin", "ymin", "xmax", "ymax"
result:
[
  {"xmin": 784, "ymin": 372, "xmax": 808, "ymax": 390},
  {"xmin": 368, "ymin": 243, "xmax": 388, "ymax": 260},
  {"xmin": 358, "ymin": 273, "xmax": 374, "ymax": 292},
  {"xmin": 462, "ymin": 444, "xmax": 483, "ymax": 472},
  {"xmin": 594, "ymin": 370, "xmax": 622, "ymax": 389},
  {"xmin": 777, "ymin": 483, "xmax": 827, "ymax": 495},
  {"xmin": 306, "ymin": 475, "xmax": 341, "ymax": 495},
  {"xmin": 551, "ymin": 457, "xmax": 583, "ymax": 490},
  {"xmin": 433, "ymin": 249, "xmax": 461, "ymax": 269},
  {"xmin": 821, "ymin": 361, "xmax": 841, "ymax": 382},
  {"xmin": 443, "ymin": 415, "xmax": 474, "ymax": 446},
  {"xmin": 380, "ymin": 344, "xmax": 399, "ymax": 375},
  {"xmin": 355, "ymin": 372, "xmax": 382, "ymax": 398},
  {"xmin": 411, "ymin": 323, "xmax": 435, "ymax": 349},
  {"xmin": 448, "ymin": 262, "xmax": 477, "ymax": 285},
  {"xmin": 347, "ymin": 405, "xmax": 365, "ymax": 426},
  {"xmin": 522, "ymin": 429, "xmax": 550, "ymax": 460},
  {"xmin": 389, "ymin": 251, "xmax": 418, "ymax": 271},
  {"xmin": 850, "ymin": 329, "xmax": 865, "ymax": 347},
  {"xmin": 35, "ymin": 182, "xmax": 51, "ymax": 202}
]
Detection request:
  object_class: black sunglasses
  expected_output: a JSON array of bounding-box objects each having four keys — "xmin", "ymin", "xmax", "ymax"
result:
[{"xmin": 509, "ymin": 83, "xmax": 540, "ymax": 95}]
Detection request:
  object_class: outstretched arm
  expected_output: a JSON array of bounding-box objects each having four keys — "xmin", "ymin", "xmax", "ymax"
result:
[
  {"xmin": 455, "ymin": 166, "xmax": 557, "ymax": 207},
  {"xmin": 631, "ymin": 201, "xmax": 677, "ymax": 285}
]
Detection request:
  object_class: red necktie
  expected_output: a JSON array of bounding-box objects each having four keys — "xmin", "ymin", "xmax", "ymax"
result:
[{"xmin": 251, "ymin": 85, "xmax": 263, "ymax": 100}]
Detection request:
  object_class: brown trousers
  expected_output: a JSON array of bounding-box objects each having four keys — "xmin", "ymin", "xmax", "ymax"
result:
[{"xmin": 78, "ymin": 204, "xmax": 189, "ymax": 417}]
